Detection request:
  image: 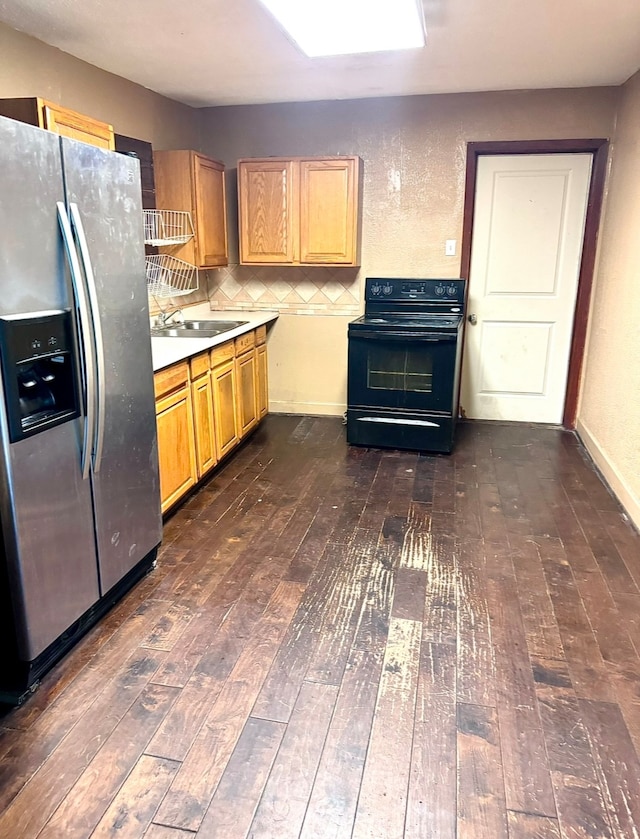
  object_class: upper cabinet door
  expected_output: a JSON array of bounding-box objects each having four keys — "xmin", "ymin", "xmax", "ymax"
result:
[
  {"xmin": 238, "ymin": 159, "xmax": 296, "ymax": 264},
  {"xmin": 0, "ymin": 97, "xmax": 115, "ymax": 151},
  {"xmin": 299, "ymin": 157, "xmax": 359, "ymax": 264},
  {"xmin": 42, "ymin": 102, "xmax": 115, "ymax": 150},
  {"xmin": 193, "ymin": 154, "xmax": 228, "ymax": 268},
  {"xmin": 154, "ymin": 149, "xmax": 229, "ymax": 269},
  {"xmin": 237, "ymin": 156, "xmax": 361, "ymax": 266}
]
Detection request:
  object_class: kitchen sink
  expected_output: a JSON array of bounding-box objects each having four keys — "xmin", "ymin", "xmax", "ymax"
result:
[
  {"xmin": 183, "ymin": 320, "xmax": 248, "ymax": 330},
  {"xmin": 153, "ymin": 319, "xmax": 249, "ymax": 338}
]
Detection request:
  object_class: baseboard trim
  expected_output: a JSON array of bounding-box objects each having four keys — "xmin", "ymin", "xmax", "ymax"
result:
[
  {"xmin": 269, "ymin": 401, "xmax": 346, "ymax": 417},
  {"xmin": 576, "ymin": 419, "xmax": 640, "ymax": 530}
]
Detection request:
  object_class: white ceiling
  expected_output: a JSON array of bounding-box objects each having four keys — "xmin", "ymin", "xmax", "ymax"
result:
[{"xmin": 1, "ymin": 0, "xmax": 640, "ymax": 108}]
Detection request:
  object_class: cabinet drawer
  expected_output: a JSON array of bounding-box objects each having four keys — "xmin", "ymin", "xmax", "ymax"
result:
[
  {"xmin": 154, "ymin": 361, "xmax": 189, "ymax": 399},
  {"xmin": 210, "ymin": 340, "xmax": 235, "ymax": 368},
  {"xmin": 190, "ymin": 352, "xmax": 210, "ymax": 379},
  {"xmin": 255, "ymin": 324, "xmax": 267, "ymax": 345},
  {"xmin": 235, "ymin": 331, "xmax": 255, "ymax": 355}
]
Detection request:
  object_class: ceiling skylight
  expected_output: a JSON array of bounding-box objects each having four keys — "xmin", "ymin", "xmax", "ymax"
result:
[{"xmin": 259, "ymin": 0, "xmax": 426, "ymax": 58}]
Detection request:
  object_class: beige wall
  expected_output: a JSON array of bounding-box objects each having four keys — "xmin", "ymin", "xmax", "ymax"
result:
[
  {"xmin": 0, "ymin": 21, "xmax": 204, "ymax": 312},
  {"xmin": 0, "ymin": 21, "xmax": 200, "ymax": 149},
  {"xmin": 267, "ymin": 314, "xmax": 353, "ymax": 414},
  {"xmin": 577, "ymin": 71, "xmax": 640, "ymax": 527},
  {"xmin": 200, "ymin": 88, "xmax": 618, "ymax": 417}
]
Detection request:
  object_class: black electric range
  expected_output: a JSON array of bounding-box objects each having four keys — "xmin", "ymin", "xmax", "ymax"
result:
[{"xmin": 347, "ymin": 277, "xmax": 466, "ymax": 453}]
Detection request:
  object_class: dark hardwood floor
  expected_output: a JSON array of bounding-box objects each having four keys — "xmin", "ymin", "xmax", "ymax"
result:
[{"xmin": 1, "ymin": 415, "xmax": 640, "ymax": 838}]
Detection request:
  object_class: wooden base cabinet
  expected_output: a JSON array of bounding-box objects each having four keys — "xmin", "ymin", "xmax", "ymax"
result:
[
  {"xmin": 155, "ymin": 328, "xmax": 269, "ymax": 514},
  {"xmin": 0, "ymin": 97, "xmax": 115, "ymax": 150},
  {"xmin": 238, "ymin": 156, "xmax": 361, "ymax": 266},
  {"xmin": 154, "ymin": 362, "xmax": 197, "ymax": 514},
  {"xmin": 235, "ymin": 332, "xmax": 258, "ymax": 438},
  {"xmin": 256, "ymin": 326, "xmax": 268, "ymax": 420},
  {"xmin": 190, "ymin": 354, "xmax": 217, "ymax": 478},
  {"xmin": 211, "ymin": 343, "xmax": 240, "ymax": 459}
]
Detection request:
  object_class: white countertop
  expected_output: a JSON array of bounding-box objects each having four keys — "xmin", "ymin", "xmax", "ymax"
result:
[{"xmin": 150, "ymin": 304, "xmax": 279, "ymax": 372}]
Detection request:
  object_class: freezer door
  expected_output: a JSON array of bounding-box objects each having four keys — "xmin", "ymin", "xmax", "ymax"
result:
[
  {"xmin": 0, "ymin": 115, "xmax": 70, "ymax": 314},
  {"xmin": 2, "ymin": 426, "xmax": 100, "ymax": 660},
  {"xmin": 61, "ymin": 138, "xmax": 161, "ymax": 593},
  {"xmin": 0, "ymin": 116, "xmax": 100, "ymax": 660}
]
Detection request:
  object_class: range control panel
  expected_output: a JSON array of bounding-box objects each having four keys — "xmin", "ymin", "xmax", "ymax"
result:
[{"xmin": 366, "ymin": 278, "xmax": 466, "ymax": 305}]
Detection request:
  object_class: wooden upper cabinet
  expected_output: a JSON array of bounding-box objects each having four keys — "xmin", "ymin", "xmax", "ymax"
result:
[
  {"xmin": 0, "ymin": 97, "xmax": 115, "ymax": 150},
  {"xmin": 238, "ymin": 159, "xmax": 296, "ymax": 264},
  {"xmin": 194, "ymin": 155, "xmax": 228, "ymax": 267},
  {"xmin": 153, "ymin": 150, "xmax": 228, "ymax": 268},
  {"xmin": 237, "ymin": 156, "xmax": 362, "ymax": 266},
  {"xmin": 299, "ymin": 158, "xmax": 359, "ymax": 264}
]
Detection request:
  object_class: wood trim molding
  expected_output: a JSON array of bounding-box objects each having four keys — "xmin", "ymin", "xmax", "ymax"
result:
[{"xmin": 460, "ymin": 139, "xmax": 609, "ymax": 429}]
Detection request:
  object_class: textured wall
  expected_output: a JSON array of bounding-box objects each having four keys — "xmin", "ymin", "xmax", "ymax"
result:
[
  {"xmin": 267, "ymin": 314, "xmax": 353, "ymax": 414},
  {"xmin": 199, "ymin": 88, "xmax": 618, "ymax": 414},
  {"xmin": 577, "ymin": 71, "xmax": 640, "ymax": 526},
  {"xmin": 0, "ymin": 21, "xmax": 200, "ymax": 149},
  {"xmin": 0, "ymin": 21, "xmax": 204, "ymax": 315}
]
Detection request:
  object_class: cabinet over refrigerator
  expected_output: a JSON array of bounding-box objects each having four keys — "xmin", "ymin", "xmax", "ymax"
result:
[{"xmin": 0, "ymin": 115, "xmax": 162, "ymax": 704}]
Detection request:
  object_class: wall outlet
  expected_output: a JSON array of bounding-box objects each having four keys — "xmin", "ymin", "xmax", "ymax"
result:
[{"xmin": 445, "ymin": 239, "xmax": 457, "ymax": 256}]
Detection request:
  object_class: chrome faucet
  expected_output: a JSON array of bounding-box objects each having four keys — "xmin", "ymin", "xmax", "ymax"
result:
[{"xmin": 154, "ymin": 308, "xmax": 183, "ymax": 329}]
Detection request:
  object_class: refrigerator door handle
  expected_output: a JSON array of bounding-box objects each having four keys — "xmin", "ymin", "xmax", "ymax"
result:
[
  {"xmin": 56, "ymin": 201, "xmax": 95, "ymax": 481},
  {"xmin": 69, "ymin": 203, "xmax": 107, "ymax": 474}
]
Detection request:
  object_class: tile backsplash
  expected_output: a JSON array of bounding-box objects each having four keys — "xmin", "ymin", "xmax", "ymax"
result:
[{"xmin": 205, "ymin": 265, "xmax": 361, "ymax": 316}]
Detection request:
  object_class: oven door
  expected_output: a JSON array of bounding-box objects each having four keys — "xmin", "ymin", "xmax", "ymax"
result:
[{"xmin": 347, "ymin": 329, "xmax": 459, "ymax": 413}]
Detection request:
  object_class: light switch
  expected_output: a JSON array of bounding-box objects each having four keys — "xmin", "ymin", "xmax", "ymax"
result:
[{"xmin": 445, "ymin": 239, "xmax": 457, "ymax": 256}]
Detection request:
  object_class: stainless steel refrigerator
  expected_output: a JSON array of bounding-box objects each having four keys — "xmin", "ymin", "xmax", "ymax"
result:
[{"xmin": 0, "ymin": 115, "xmax": 162, "ymax": 704}]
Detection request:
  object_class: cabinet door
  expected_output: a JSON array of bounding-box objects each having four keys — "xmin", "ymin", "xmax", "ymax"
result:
[
  {"xmin": 238, "ymin": 159, "xmax": 296, "ymax": 263},
  {"xmin": 236, "ymin": 349, "xmax": 258, "ymax": 437},
  {"xmin": 256, "ymin": 343, "xmax": 268, "ymax": 420},
  {"xmin": 191, "ymin": 372, "xmax": 217, "ymax": 477},
  {"xmin": 42, "ymin": 101, "xmax": 115, "ymax": 150},
  {"xmin": 212, "ymin": 360, "xmax": 240, "ymax": 458},
  {"xmin": 156, "ymin": 384, "xmax": 197, "ymax": 513},
  {"xmin": 193, "ymin": 154, "xmax": 228, "ymax": 267},
  {"xmin": 299, "ymin": 157, "xmax": 359, "ymax": 264},
  {"xmin": 154, "ymin": 150, "xmax": 197, "ymax": 264},
  {"xmin": 0, "ymin": 97, "xmax": 115, "ymax": 151},
  {"xmin": 154, "ymin": 150, "xmax": 228, "ymax": 268}
]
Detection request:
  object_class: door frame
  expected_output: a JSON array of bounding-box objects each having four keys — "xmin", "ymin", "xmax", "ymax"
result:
[{"xmin": 460, "ymin": 139, "xmax": 608, "ymax": 428}]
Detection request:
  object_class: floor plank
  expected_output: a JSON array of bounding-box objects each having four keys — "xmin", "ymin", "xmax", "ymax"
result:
[
  {"xmin": 406, "ymin": 641, "xmax": 456, "ymax": 839},
  {"xmin": 194, "ymin": 717, "xmax": 284, "ymax": 839},
  {"xmin": 38, "ymin": 683, "xmax": 179, "ymax": 839},
  {"xmin": 351, "ymin": 616, "xmax": 422, "ymax": 839},
  {"xmin": 457, "ymin": 702, "xmax": 508, "ymax": 839},
  {"xmin": 153, "ymin": 580, "xmax": 305, "ymax": 832},
  {"xmin": 91, "ymin": 755, "xmax": 179, "ymax": 839},
  {"xmin": 246, "ymin": 681, "xmax": 337, "ymax": 838},
  {"xmin": 0, "ymin": 417, "xmax": 638, "ymax": 839},
  {"xmin": 299, "ymin": 649, "xmax": 385, "ymax": 839}
]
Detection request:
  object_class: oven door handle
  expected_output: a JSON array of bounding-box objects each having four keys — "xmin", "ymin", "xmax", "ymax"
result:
[{"xmin": 351, "ymin": 330, "xmax": 458, "ymax": 342}]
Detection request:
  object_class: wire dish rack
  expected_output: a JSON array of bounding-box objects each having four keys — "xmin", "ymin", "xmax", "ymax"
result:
[
  {"xmin": 145, "ymin": 254, "xmax": 199, "ymax": 298},
  {"xmin": 143, "ymin": 209, "xmax": 194, "ymax": 246}
]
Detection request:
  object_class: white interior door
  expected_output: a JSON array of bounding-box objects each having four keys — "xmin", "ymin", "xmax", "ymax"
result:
[{"xmin": 460, "ymin": 153, "xmax": 592, "ymax": 423}]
